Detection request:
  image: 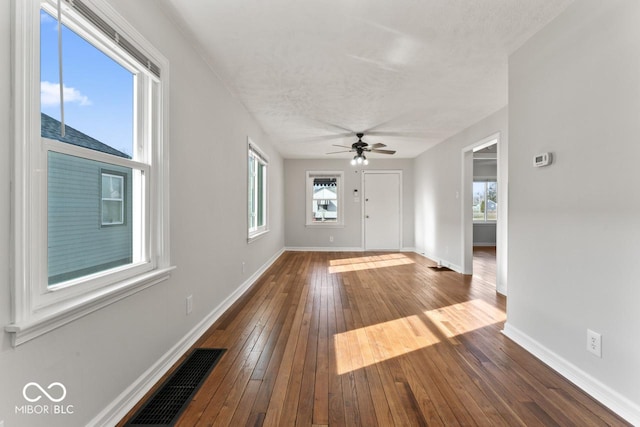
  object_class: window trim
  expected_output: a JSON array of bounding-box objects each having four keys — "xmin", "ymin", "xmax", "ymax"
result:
[
  {"xmin": 305, "ymin": 171, "xmax": 345, "ymax": 228},
  {"xmin": 247, "ymin": 138, "xmax": 269, "ymax": 241},
  {"xmin": 7, "ymin": 0, "xmax": 173, "ymax": 346}
]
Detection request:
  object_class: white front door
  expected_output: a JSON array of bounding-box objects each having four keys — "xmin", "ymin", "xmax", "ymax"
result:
[{"xmin": 364, "ymin": 171, "xmax": 401, "ymax": 250}]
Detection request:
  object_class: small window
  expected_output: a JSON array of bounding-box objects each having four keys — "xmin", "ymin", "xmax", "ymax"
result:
[
  {"xmin": 473, "ymin": 181, "xmax": 497, "ymax": 222},
  {"xmin": 248, "ymin": 140, "xmax": 268, "ymax": 239},
  {"xmin": 306, "ymin": 171, "xmax": 344, "ymax": 227},
  {"xmin": 101, "ymin": 172, "xmax": 125, "ymax": 225}
]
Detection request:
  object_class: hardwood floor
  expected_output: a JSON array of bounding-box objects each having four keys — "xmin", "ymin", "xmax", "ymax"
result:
[{"xmin": 119, "ymin": 250, "xmax": 629, "ymax": 426}]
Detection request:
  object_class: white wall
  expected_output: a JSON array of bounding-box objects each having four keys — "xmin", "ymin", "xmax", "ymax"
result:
[
  {"xmin": 0, "ymin": 2, "xmax": 11, "ymax": 421},
  {"xmin": 414, "ymin": 107, "xmax": 507, "ymax": 290},
  {"xmin": 0, "ymin": 1, "xmax": 284, "ymax": 426},
  {"xmin": 505, "ymin": 0, "xmax": 640, "ymax": 423},
  {"xmin": 473, "ymin": 159, "xmax": 497, "ymax": 178},
  {"xmin": 284, "ymin": 159, "xmax": 414, "ymax": 250},
  {"xmin": 473, "ymin": 223, "xmax": 496, "ymax": 246}
]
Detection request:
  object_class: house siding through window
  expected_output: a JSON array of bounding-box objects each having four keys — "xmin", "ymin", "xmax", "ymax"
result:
[{"xmin": 47, "ymin": 152, "xmax": 133, "ymax": 285}]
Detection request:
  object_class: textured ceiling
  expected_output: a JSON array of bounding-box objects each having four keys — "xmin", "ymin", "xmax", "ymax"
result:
[{"xmin": 162, "ymin": 0, "xmax": 574, "ymax": 159}]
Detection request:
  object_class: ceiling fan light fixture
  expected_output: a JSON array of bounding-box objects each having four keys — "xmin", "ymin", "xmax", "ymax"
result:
[{"xmin": 327, "ymin": 132, "xmax": 395, "ymax": 165}]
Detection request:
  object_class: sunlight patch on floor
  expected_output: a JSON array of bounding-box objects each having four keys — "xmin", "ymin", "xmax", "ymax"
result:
[
  {"xmin": 423, "ymin": 299, "xmax": 506, "ymax": 339},
  {"xmin": 334, "ymin": 299, "xmax": 505, "ymax": 375},
  {"xmin": 328, "ymin": 253, "xmax": 414, "ymax": 273}
]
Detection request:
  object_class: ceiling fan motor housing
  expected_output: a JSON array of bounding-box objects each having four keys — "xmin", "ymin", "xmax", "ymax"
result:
[{"xmin": 326, "ymin": 132, "xmax": 395, "ymax": 156}]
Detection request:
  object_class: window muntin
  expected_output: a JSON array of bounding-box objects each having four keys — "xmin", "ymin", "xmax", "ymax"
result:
[
  {"xmin": 473, "ymin": 181, "xmax": 498, "ymax": 222},
  {"xmin": 248, "ymin": 142, "xmax": 268, "ymax": 239},
  {"xmin": 306, "ymin": 171, "xmax": 344, "ymax": 226}
]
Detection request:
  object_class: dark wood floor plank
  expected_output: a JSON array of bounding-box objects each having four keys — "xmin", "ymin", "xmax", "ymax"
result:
[
  {"xmin": 119, "ymin": 249, "xmax": 630, "ymax": 427},
  {"xmin": 259, "ymin": 280, "xmax": 312, "ymax": 425},
  {"xmin": 313, "ymin": 272, "xmax": 330, "ymax": 425},
  {"xmin": 227, "ymin": 378, "xmax": 261, "ymax": 427},
  {"xmin": 326, "ymin": 272, "xmax": 346, "ymax": 427},
  {"xmin": 340, "ymin": 292, "xmax": 379, "ymax": 427}
]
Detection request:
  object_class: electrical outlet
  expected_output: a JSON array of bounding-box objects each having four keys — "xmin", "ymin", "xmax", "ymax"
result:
[
  {"xmin": 242, "ymin": 261, "xmax": 246, "ymax": 273},
  {"xmin": 329, "ymin": 235, "xmax": 334, "ymax": 242},
  {"xmin": 587, "ymin": 329, "xmax": 601, "ymax": 358},
  {"xmin": 186, "ymin": 295, "xmax": 193, "ymax": 315}
]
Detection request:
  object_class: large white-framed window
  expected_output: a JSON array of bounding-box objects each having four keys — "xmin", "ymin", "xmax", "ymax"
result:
[
  {"xmin": 248, "ymin": 139, "xmax": 269, "ymax": 241},
  {"xmin": 306, "ymin": 171, "xmax": 344, "ymax": 227},
  {"xmin": 473, "ymin": 180, "xmax": 498, "ymax": 222},
  {"xmin": 7, "ymin": 0, "xmax": 172, "ymax": 346}
]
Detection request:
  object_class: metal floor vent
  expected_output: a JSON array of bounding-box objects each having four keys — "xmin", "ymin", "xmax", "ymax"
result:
[
  {"xmin": 125, "ymin": 348, "xmax": 225, "ymax": 426},
  {"xmin": 429, "ymin": 266, "xmax": 454, "ymax": 272}
]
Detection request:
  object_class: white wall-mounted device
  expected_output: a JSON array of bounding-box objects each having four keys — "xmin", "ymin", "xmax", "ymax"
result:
[{"xmin": 533, "ymin": 152, "xmax": 552, "ymax": 167}]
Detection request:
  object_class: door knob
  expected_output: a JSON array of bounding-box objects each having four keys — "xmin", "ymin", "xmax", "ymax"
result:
[{"xmin": 366, "ymin": 215, "xmax": 370, "ymax": 218}]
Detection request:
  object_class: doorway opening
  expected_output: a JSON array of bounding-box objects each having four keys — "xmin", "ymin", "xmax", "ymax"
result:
[{"xmin": 461, "ymin": 133, "xmax": 506, "ymax": 295}]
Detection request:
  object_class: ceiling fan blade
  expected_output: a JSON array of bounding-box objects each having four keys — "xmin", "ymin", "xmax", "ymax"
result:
[
  {"xmin": 326, "ymin": 150, "xmax": 352, "ymax": 154},
  {"xmin": 370, "ymin": 142, "xmax": 387, "ymax": 149},
  {"xmin": 332, "ymin": 144, "xmax": 353, "ymax": 149},
  {"xmin": 370, "ymin": 149, "xmax": 396, "ymax": 155},
  {"xmin": 366, "ymin": 130, "xmax": 429, "ymax": 138},
  {"xmin": 280, "ymin": 132, "xmax": 353, "ymax": 144}
]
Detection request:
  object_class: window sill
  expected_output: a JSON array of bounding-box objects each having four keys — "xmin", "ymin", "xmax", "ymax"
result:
[
  {"xmin": 5, "ymin": 266, "xmax": 175, "ymax": 347},
  {"xmin": 248, "ymin": 229, "xmax": 270, "ymax": 243},
  {"xmin": 305, "ymin": 223, "xmax": 345, "ymax": 229}
]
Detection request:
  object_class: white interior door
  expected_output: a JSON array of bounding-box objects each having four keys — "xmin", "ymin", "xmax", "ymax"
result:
[{"xmin": 364, "ymin": 172, "xmax": 401, "ymax": 250}]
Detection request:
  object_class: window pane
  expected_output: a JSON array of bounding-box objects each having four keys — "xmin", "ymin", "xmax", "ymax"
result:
[
  {"xmin": 248, "ymin": 147, "xmax": 268, "ymax": 236},
  {"xmin": 40, "ymin": 9, "xmax": 134, "ymax": 158},
  {"xmin": 101, "ymin": 176, "xmax": 111, "ymax": 199},
  {"xmin": 48, "ymin": 151, "xmax": 132, "ymax": 286},
  {"xmin": 257, "ymin": 163, "xmax": 264, "ymax": 227},
  {"xmin": 102, "ymin": 200, "xmax": 123, "ymax": 224},
  {"xmin": 472, "ymin": 181, "xmax": 486, "ymax": 221},
  {"xmin": 486, "ymin": 182, "xmax": 498, "ymax": 221},
  {"xmin": 102, "ymin": 174, "xmax": 123, "ymax": 199},
  {"xmin": 312, "ymin": 177, "xmax": 338, "ymax": 222},
  {"xmin": 248, "ymin": 156, "xmax": 256, "ymax": 230}
]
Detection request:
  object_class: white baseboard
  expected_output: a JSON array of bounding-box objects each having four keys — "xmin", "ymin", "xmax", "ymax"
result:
[
  {"xmin": 502, "ymin": 323, "xmax": 640, "ymax": 426},
  {"xmin": 286, "ymin": 246, "xmax": 418, "ymax": 253},
  {"xmin": 285, "ymin": 246, "xmax": 363, "ymax": 252},
  {"xmin": 414, "ymin": 249, "xmax": 463, "ymax": 274},
  {"xmin": 473, "ymin": 242, "xmax": 496, "ymax": 247},
  {"xmin": 89, "ymin": 247, "xmax": 286, "ymax": 427}
]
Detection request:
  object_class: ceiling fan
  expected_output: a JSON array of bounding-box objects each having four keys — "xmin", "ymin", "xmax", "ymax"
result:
[{"xmin": 327, "ymin": 133, "xmax": 396, "ymax": 165}]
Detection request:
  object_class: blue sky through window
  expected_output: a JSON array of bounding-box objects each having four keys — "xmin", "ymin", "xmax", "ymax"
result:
[{"xmin": 40, "ymin": 10, "xmax": 134, "ymax": 157}]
